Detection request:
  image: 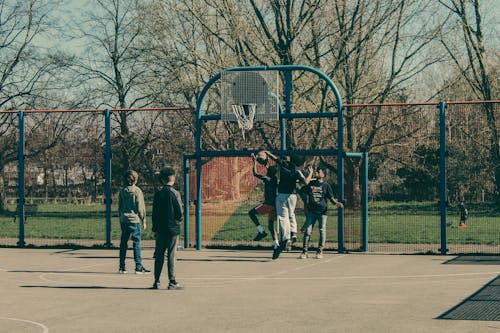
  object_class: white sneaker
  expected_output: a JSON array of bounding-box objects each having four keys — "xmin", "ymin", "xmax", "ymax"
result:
[
  {"xmin": 315, "ymin": 251, "xmax": 323, "ymax": 259},
  {"xmin": 298, "ymin": 252, "xmax": 308, "ymax": 259}
]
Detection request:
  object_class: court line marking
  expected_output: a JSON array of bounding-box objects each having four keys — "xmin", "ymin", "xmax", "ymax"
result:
[
  {"xmin": 180, "ymin": 271, "xmax": 500, "ymax": 281},
  {"xmin": 0, "ymin": 317, "xmax": 49, "ymax": 333}
]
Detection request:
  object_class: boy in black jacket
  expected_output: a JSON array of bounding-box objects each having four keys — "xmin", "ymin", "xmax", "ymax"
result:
[{"xmin": 152, "ymin": 167, "xmax": 183, "ymax": 290}]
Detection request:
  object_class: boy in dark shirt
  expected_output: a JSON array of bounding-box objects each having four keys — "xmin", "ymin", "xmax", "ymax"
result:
[
  {"xmin": 152, "ymin": 167, "xmax": 183, "ymax": 290},
  {"xmin": 264, "ymin": 151, "xmax": 313, "ymax": 259},
  {"xmin": 299, "ymin": 166, "xmax": 343, "ymax": 259},
  {"xmin": 248, "ymin": 153, "xmax": 278, "ymax": 246}
]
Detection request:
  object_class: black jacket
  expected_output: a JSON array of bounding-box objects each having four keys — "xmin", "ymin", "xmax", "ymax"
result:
[{"xmin": 152, "ymin": 185, "xmax": 183, "ymax": 236}]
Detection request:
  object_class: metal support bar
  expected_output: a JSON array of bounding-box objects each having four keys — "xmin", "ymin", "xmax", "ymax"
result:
[
  {"xmin": 104, "ymin": 109, "xmax": 112, "ymax": 248},
  {"xmin": 439, "ymin": 102, "xmax": 448, "ymax": 255},
  {"xmin": 17, "ymin": 110, "xmax": 25, "ymax": 247},
  {"xmin": 183, "ymin": 156, "xmax": 190, "ymax": 248},
  {"xmin": 194, "ymin": 65, "xmax": 344, "ymax": 251},
  {"xmin": 362, "ymin": 152, "xmax": 369, "ymax": 252}
]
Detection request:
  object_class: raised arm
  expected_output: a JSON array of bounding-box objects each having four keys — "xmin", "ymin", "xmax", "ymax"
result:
[
  {"xmin": 251, "ymin": 153, "xmax": 259, "ymax": 177},
  {"xmin": 303, "ymin": 165, "xmax": 314, "ymax": 185},
  {"xmin": 251, "ymin": 153, "xmax": 266, "ymax": 180},
  {"xmin": 264, "ymin": 151, "xmax": 284, "ymax": 165}
]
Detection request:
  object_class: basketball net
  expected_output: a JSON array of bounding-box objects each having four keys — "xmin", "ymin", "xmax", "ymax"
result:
[{"xmin": 231, "ymin": 104, "xmax": 256, "ymax": 139}]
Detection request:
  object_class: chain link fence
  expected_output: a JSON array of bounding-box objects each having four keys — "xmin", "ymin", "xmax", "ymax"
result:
[{"xmin": 0, "ymin": 102, "xmax": 498, "ymax": 254}]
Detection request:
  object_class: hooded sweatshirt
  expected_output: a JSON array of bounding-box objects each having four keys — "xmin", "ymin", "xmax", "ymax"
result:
[{"xmin": 118, "ymin": 185, "xmax": 146, "ymax": 224}]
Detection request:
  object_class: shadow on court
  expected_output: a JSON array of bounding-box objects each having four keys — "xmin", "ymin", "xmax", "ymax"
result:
[
  {"xmin": 443, "ymin": 255, "xmax": 500, "ymax": 265},
  {"xmin": 21, "ymin": 285, "xmax": 153, "ymax": 290},
  {"xmin": 437, "ymin": 275, "xmax": 500, "ymax": 321},
  {"xmin": 178, "ymin": 256, "xmax": 270, "ymax": 263},
  {"xmin": 9, "ymin": 270, "xmax": 120, "ymax": 274}
]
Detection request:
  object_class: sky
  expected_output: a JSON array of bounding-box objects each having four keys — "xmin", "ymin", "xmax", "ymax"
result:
[{"xmin": 44, "ymin": 0, "xmax": 499, "ymax": 54}]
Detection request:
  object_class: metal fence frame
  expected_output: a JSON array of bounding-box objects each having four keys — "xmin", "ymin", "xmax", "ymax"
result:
[{"xmin": 2, "ymin": 100, "xmax": 499, "ymax": 254}]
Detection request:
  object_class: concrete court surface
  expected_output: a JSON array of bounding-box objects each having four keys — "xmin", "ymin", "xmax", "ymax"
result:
[{"xmin": 0, "ymin": 247, "xmax": 498, "ymax": 333}]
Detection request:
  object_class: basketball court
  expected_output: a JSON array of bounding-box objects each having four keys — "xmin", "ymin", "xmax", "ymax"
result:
[{"xmin": 0, "ymin": 247, "xmax": 498, "ymax": 332}]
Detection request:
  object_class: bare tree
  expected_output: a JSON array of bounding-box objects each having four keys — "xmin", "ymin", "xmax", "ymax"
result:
[
  {"xmin": 0, "ymin": 0, "xmax": 67, "ymax": 211},
  {"xmin": 69, "ymin": 0, "xmax": 165, "ymax": 177},
  {"xmin": 134, "ymin": 0, "xmax": 496, "ymax": 204},
  {"xmin": 304, "ymin": 0, "xmax": 447, "ymax": 205},
  {"xmin": 438, "ymin": 0, "xmax": 499, "ymax": 202}
]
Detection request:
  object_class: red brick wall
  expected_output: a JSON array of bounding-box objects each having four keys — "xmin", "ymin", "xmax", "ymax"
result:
[{"xmin": 189, "ymin": 157, "xmax": 265, "ymax": 202}]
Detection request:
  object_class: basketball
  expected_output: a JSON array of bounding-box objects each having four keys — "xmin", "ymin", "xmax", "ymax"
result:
[{"xmin": 256, "ymin": 151, "xmax": 268, "ymax": 165}]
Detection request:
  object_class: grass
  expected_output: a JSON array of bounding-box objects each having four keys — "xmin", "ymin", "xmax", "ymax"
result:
[
  {"xmin": 0, "ymin": 201, "xmax": 498, "ymax": 247},
  {"xmin": 212, "ymin": 201, "xmax": 499, "ymax": 245},
  {"xmin": 0, "ymin": 203, "xmax": 155, "ymax": 241}
]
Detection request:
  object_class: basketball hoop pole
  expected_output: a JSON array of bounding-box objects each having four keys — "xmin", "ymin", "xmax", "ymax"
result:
[{"xmin": 194, "ymin": 65, "xmax": 344, "ymax": 251}]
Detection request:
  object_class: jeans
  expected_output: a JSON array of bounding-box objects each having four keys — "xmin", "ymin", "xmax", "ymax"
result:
[
  {"xmin": 119, "ymin": 222, "xmax": 143, "ymax": 270},
  {"xmin": 275, "ymin": 193, "xmax": 298, "ymax": 242},
  {"xmin": 154, "ymin": 234, "xmax": 178, "ymax": 283},
  {"xmin": 302, "ymin": 211, "xmax": 328, "ymax": 251}
]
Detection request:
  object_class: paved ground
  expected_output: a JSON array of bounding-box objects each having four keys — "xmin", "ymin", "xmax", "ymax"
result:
[{"xmin": 0, "ymin": 248, "xmax": 498, "ymax": 333}]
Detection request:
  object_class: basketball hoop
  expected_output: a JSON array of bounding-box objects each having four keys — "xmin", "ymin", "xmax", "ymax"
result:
[{"xmin": 232, "ymin": 103, "xmax": 256, "ymax": 139}]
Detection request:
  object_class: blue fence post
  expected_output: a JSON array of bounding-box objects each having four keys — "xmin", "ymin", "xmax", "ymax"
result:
[
  {"xmin": 362, "ymin": 152, "xmax": 369, "ymax": 252},
  {"xmin": 195, "ymin": 89, "xmax": 204, "ymax": 251},
  {"xmin": 439, "ymin": 102, "xmax": 448, "ymax": 255},
  {"xmin": 104, "ymin": 108, "xmax": 112, "ymax": 248},
  {"xmin": 17, "ymin": 110, "xmax": 26, "ymax": 248},
  {"xmin": 337, "ymin": 105, "xmax": 345, "ymax": 254},
  {"xmin": 183, "ymin": 156, "xmax": 190, "ymax": 248},
  {"xmin": 281, "ymin": 70, "xmax": 291, "ymax": 151}
]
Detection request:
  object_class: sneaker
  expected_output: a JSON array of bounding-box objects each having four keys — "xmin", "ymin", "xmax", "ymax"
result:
[
  {"xmin": 272, "ymin": 247, "xmax": 281, "ymax": 260},
  {"xmin": 151, "ymin": 281, "xmax": 160, "ymax": 289},
  {"xmin": 253, "ymin": 231, "xmax": 268, "ymax": 241},
  {"xmin": 299, "ymin": 251, "xmax": 308, "ymax": 259},
  {"xmin": 135, "ymin": 267, "xmax": 151, "ymax": 274},
  {"xmin": 168, "ymin": 281, "xmax": 184, "ymax": 290},
  {"xmin": 272, "ymin": 240, "xmax": 288, "ymax": 260},
  {"xmin": 316, "ymin": 250, "xmax": 323, "ymax": 259},
  {"xmin": 291, "ymin": 233, "xmax": 298, "ymax": 244},
  {"xmin": 118, "ymin": 268, "xmax": 127, "ymax": 274}
]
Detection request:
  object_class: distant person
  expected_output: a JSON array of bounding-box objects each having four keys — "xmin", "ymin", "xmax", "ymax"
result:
[
  {"xmin": 299, "ymin": 166, "xmax": 343, "ymax": 259},
  {"xmin": 458, "ymin": 201, "xmax": 468, "ymax": 228},
  {"xmin": 118, "ymin": 170, "xmax": 150, "ymax": 274},
  {"xmin": 152, "ymin": 167, "xmax": 183, "ymax": 290},
  {"xmin": 264, "ymin": 151, "xmax": 313, "ymax": 260},
  {"xmin": 248, "ymin": 153, "xmax": 278, "ymax": 246}
]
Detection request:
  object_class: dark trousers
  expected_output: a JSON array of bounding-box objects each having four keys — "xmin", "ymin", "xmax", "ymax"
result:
[{"xmin": 154, "ymin": 234, "xmax": 178, "ymax": 283}]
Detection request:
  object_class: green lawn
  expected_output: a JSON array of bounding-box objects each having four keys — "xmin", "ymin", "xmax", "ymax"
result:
[
  {"xmin": 0, "ymin": 203, "xmax": 155, "ymax": 241},
  {"xmin": 213, "ymin": 201, "xmax": 499, "ymax": 245},
  {"xmin": 0, "ymin": 201, "xmax": 498, "ymax": 246}
]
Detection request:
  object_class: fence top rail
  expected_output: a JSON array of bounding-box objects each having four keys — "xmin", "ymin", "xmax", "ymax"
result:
[
  {"xmin": 344, "ymin": 100, "xmax": 500, "ymax": 108},
  {"xmin": 0, "ymin": 107, "xmax": 192, "ymax": 113},
  {"xmin": 1, "ymin": 101, "xmax": 498, "ymax": 113},
  {"xmin": 445, "ymin": 100, "xmax": 500, "ymax": 105}
]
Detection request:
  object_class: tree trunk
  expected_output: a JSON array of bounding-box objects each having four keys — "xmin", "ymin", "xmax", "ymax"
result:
[{"xmin": 345, "ymin": 159, "xmax": 361, "ymax": 208}]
